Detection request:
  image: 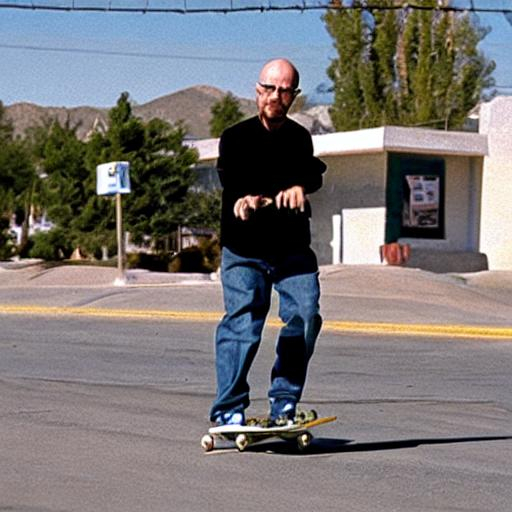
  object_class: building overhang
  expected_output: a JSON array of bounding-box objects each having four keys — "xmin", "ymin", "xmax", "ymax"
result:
[
  {"xmin": 313, "ymin": 126, "xmax": 488, "ymax": 158},
  {"xmin": 187, "ymin": 125, "xmax": 488, "ymax": 163}
]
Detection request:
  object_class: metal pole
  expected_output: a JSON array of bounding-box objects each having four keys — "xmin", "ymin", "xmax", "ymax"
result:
[{"xmin": 115, "ymin": 192, "xmax": 125, "ymax": 284}]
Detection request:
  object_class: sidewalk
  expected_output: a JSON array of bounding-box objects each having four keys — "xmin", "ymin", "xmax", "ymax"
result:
[
  {"xmin": 2, "ymin": 260, "xmax": 512, "ymax": 336},
  {"xmin": 0, "ymin": 260, "xmax": 215, "ymax": 287},
  {"xmin": 3, "ymin": 258, "xmax": 512, "ymax": 287},
  {"xmin": 3, "ymin": 259, "xmax": 512, "ymax": 297}
]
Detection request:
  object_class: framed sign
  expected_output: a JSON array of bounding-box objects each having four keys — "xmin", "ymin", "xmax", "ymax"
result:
[
  {"xmin": 96, "ymin": 161, "xmax": 131, "ymax": 196},
  {"xmin": 386, "ymin": 154, "xmax": 445, "ymax": 241},
  {"xmin": 402, "ymin": 175, "xmax": 440, "ymax": 229}
]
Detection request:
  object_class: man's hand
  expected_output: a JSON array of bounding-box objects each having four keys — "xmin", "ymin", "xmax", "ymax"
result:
[
  {"xmin": 233, "ymin": 195, "xmax": 273, "ymax": 221},
  {"xmin": 275, "ymin": 185, "xmax": 306, "ymax": 212}
]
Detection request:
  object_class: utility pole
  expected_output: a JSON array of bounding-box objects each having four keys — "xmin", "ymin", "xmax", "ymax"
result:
[
  {"xmin": 115, "ymin": 192, "xmax": 125, "ymax": 285},
  {"xmin": 96, "ymin": 161, "xmax": 131, "ymax": 286}
]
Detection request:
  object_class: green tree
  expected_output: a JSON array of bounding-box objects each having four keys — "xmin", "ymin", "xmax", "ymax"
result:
[
  {"xmin": 209, "ymin": 92, "xmax": 244, "ymax": 137},
  {"xmin": 180, "ymin": 189, "xmax": 222, "ymax": 233},
  {"xmin": 85, "ymin": 93, "xmax": 199, "ymax": 255},
  {"xmin": 0, "ymin": 101, "xmax": 13, "ymax": 143},
  {"xmin": 37, "ymin": 122, "xmax": 89, "ymax": 229},
  {"xmin": 324, "ymin": 6, "xmax": 366, "ymax": 130},
  {"xmin": 0, "ymin": 102, "xmax": 35, "ymax": 257},
  {"xmin": 22, "ymin": 120, "xmax": 89, "ymax": 258},
  {"xmin": 324, "ymin": 0, "xmax": 495, "ymax": 131}
]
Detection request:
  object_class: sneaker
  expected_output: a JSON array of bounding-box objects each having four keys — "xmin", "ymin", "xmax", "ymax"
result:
[
  {"xmin": 269, "ymin": 399, "xmax": 297, "ymax": 426},
  {"xmin": 214, "ymin": 409, "xmax": 245, "ymax": 427}
]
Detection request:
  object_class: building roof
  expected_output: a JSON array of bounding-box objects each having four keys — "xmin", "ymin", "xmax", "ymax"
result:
[{"xmin": 187, "ymin": 125, "xmax": 488, "ymax": 163}]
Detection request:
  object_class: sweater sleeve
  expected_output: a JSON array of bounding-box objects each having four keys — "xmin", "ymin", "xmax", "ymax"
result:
[
  {"xmin": 216, "ymin": 130, "xmax": 247, "ymax": 199},
  {"xmin": 301, "ymin": 155, "xmax": 326, "ymax": 194},
  {"xmin": 295, "ymin": 128, "xmax": 326, "ymax": 194}
]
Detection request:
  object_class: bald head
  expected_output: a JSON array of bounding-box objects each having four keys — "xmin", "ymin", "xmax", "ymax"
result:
[
  {"xmin": 258, "ymin": 59, "xmax": 300, "ymax": 89},
  {"xmin": 256, "ymin": 58, "xmax": 300, "ymax": 130}
]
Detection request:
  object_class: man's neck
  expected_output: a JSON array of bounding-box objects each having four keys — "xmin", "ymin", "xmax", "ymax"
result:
[{"xmin": 259, "ymin": 114, "xmax": 286, "ymax": 131}]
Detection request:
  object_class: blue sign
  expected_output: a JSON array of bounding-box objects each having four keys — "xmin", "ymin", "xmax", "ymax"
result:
[{"xmin": 96, "ymin": 161, "xmax": 131, "ymax": 195}]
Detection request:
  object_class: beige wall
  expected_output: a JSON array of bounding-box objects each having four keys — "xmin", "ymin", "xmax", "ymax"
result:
[
  {"xmin": 194, "ymin": 127, "xmax": 488, "ymax": 271},
  {"xmin": 310, "ymin": 152, "xmax": 483, "ymax": 266},
  {"xmin": 479, "ymin": 97, "xmax": 512, "ymax": 270},
  {"xmin": 310, "ymin": 153, "xmax": 387, "ymax": 265},
  {"xmin": 446, "ymin": 156, "xmax": 483, "ymax": 252}
]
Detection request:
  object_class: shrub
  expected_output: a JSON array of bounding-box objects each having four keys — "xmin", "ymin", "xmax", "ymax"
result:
[
  {"xmin": 169, "ymin": 238, "xmax": 220, "ymax": 273},
  {"xmin": 28, "ymin": 228, "xmax": 73, "ymax": 261},
  {"xmin": 0, "ymin": 218, "xmax": 16, "ymax": 260},
  {"xmin": 126, "ymin": 252, "xmax": 173, "ymax": 272},
  {"xmin": 126, "ymin": 238, "xmax": 220, "ymax": 273}
]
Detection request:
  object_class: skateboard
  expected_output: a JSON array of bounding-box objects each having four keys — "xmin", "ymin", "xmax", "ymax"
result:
[{"xmin": 201, "ymin": 414, "xmax": 337, "ymax": 452}]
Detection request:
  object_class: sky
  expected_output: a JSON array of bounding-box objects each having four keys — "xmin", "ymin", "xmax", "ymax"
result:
[{"xmin": 0, "ymin": 2, "xmax": 511, "ymax": 108}]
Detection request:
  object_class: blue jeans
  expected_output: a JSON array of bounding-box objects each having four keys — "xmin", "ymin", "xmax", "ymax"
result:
[{"xmin": 210, "ymin": 247, "xmax": 322, "ymax": 421}]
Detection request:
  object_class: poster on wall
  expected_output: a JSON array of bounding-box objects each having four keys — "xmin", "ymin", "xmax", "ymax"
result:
[{"xmin": 402, "ymin": 175, "xmax": 440, "ymax": 229}]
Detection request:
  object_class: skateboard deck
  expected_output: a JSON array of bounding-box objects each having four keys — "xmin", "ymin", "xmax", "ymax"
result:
[{"xmin": 201, "ymin": 415, "xmax": 337, "ymax": 452}]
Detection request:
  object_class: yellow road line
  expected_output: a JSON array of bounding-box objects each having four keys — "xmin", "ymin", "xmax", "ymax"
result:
[
  {"xmin": 323, "ymin": 320, "xmax": 512, "ymax": 340},
  {"xmin": 0, "ymin": 304, "xmax": 221, "ymax": 322},
  {"xmin": 1, "ymin": 304, "xmax": 512, "ymax": 340}
]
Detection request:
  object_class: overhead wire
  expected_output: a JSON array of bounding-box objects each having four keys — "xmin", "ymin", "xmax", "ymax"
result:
[
  {"xmin": 0, "ymin": 42, "xmax": 265, "ymax": 63},
  {"xmin": 0, "ymin": 1, "xmax": 511, "ymax": 15},
  {"xmin": 1, "ymin": 1, "xmax": 510, "ymax": 89}
]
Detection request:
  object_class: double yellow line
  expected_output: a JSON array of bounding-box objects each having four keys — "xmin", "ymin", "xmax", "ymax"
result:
[{"xmin": 2, "ymin": 304, "xmax": 512, "ymax": 340}]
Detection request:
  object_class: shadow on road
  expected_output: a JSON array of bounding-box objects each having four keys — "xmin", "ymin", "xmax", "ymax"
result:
[{"xmin": 245, "ymin": 435, "xmax": 512, "ymax": 455}]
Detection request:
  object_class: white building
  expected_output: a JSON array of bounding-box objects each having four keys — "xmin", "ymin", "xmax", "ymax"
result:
[{"xmin": 189, "ymin": 96, "xmax": 512, "ymax": 273}]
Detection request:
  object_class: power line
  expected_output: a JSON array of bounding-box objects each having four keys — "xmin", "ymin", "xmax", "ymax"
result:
[
  {"xmin": 2, "ymin": 37, "xmax": 511, "ymax": 92},
  {"xmin": 0, "ymin": 1, "xmax": 512, "ymax": 15},
  {"xmin": 0, "ymin": 43, "xmax": 264, "ymax": 63}
]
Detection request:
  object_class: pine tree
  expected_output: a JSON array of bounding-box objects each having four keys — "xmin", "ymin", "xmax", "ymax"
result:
[
  {"xmin": 324, "ymin": 0, "xmax": 495, "ymax": 131},
  {"xmin": 325, "ymin": 4, "xmax": 366, "ymax": 130},
  {"xmin": 373, "ymin": 3, "xmax": 399, "ymax": 123},
  {"xmin": 209, "ymin": 92, "xmax": 244, "ymax": 137},
  {"xmin": 84, "ymin": 93, "xmax": 200, "ymax": 256},
  {"xmin": 0, "ymin": 101, "xmax": 13, "ymax": 143},
  {"xmin": 0, "ymin": 102, "xmax": 35, "ymax": 257}
]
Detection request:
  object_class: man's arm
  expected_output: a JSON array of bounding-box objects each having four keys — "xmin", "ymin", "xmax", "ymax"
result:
[
  {"xmin": 273, "ymin": 129, "xmax": 326, "ymax": 212},
  {"xmin": 298, "ymin": 131, "xmax": 326, "ymax": 195},
  {"xmin": 301, "ymin": 157, "xmax": 326, "ymax": 194}
]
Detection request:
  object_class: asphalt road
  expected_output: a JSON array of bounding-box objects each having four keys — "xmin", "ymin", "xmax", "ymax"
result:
[{"xmin": 1, "ymin": 299, "xmax": 511, "ymax": 512}]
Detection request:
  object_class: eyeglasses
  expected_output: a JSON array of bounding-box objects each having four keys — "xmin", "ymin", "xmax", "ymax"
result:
[{"xmin": 257, "ymin": 82, "xmax": 301, "ymax": 98}]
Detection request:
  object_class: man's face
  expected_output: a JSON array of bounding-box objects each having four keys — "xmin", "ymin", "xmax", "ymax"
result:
[{"xmin": 256, "ymin": 62, "xmax": 298, "ymax": 129}]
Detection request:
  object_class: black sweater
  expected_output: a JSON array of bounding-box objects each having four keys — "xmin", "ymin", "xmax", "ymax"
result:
[{"xmin": 217, "ymin": 116, "xmax": 326, "ymax": 261}]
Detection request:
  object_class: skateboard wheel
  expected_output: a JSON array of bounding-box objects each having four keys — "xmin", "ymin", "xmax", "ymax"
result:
[
  {"xmin": 235, "ymin": 433, "xmax": 249, "ymax": 452},
  {"xmin": 297, "ymin": 432, "xmax": 312, "ymax": 450},
  {"xmin": 296, "ymin": 408, "xmax": 317, "ymax": 423},
  {"xmin": 201, "ymin": 434, "xmax": 215, "ymax": 452}
]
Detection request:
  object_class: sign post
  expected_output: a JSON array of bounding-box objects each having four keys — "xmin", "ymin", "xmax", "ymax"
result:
[
  {"xmin": 115, "ymin": 192, "xmax": 124, "ymax": 284},
  {"xmin": 96, "ymin": 161, "xmax": 131, "ymax": 285}
]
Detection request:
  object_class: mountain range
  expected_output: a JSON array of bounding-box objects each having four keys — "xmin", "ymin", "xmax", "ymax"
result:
[{"xmin": 4, "ymin": 85, "xmax": 333, "ymax": 141}]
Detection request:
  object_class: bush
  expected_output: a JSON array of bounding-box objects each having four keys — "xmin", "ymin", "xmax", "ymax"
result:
[
  {"xmin": 0, "ymin": 218, "xmax": 16, "ymax": 260},
  {"xmin": 169, "ymin": 238, "xmax": 220, "ymax": 273},
  {"xmin": 127, "ymin": 238, "xmax": 220, "ymax": 273},
  {"xmin": 200, "ymin": 237, "xmax": 221, "ymax": 271},
  {"xmin": 28, "ymin": 228, "xmax": 73, "ymax": 261},
  {"xmin": 168, "ymin": 246, "xmax": 204, "ymax": 273},
  {"xmin": 126, "ymin": 252, "xmax": 173, "ymax": 272}
]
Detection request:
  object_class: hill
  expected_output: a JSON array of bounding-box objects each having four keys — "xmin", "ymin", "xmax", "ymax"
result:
[
  {"xmin": 134, "ymin": 85, "xmax": 256, "ymax": 139},
  {"xmin": 4, "ymin": 85, "xmax": 257, "ymax": 140}
]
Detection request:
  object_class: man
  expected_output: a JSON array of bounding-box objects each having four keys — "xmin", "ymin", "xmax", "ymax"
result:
[{"xmin": 210, "ymin": 58, "xmax": 326, "ymax": 426}]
